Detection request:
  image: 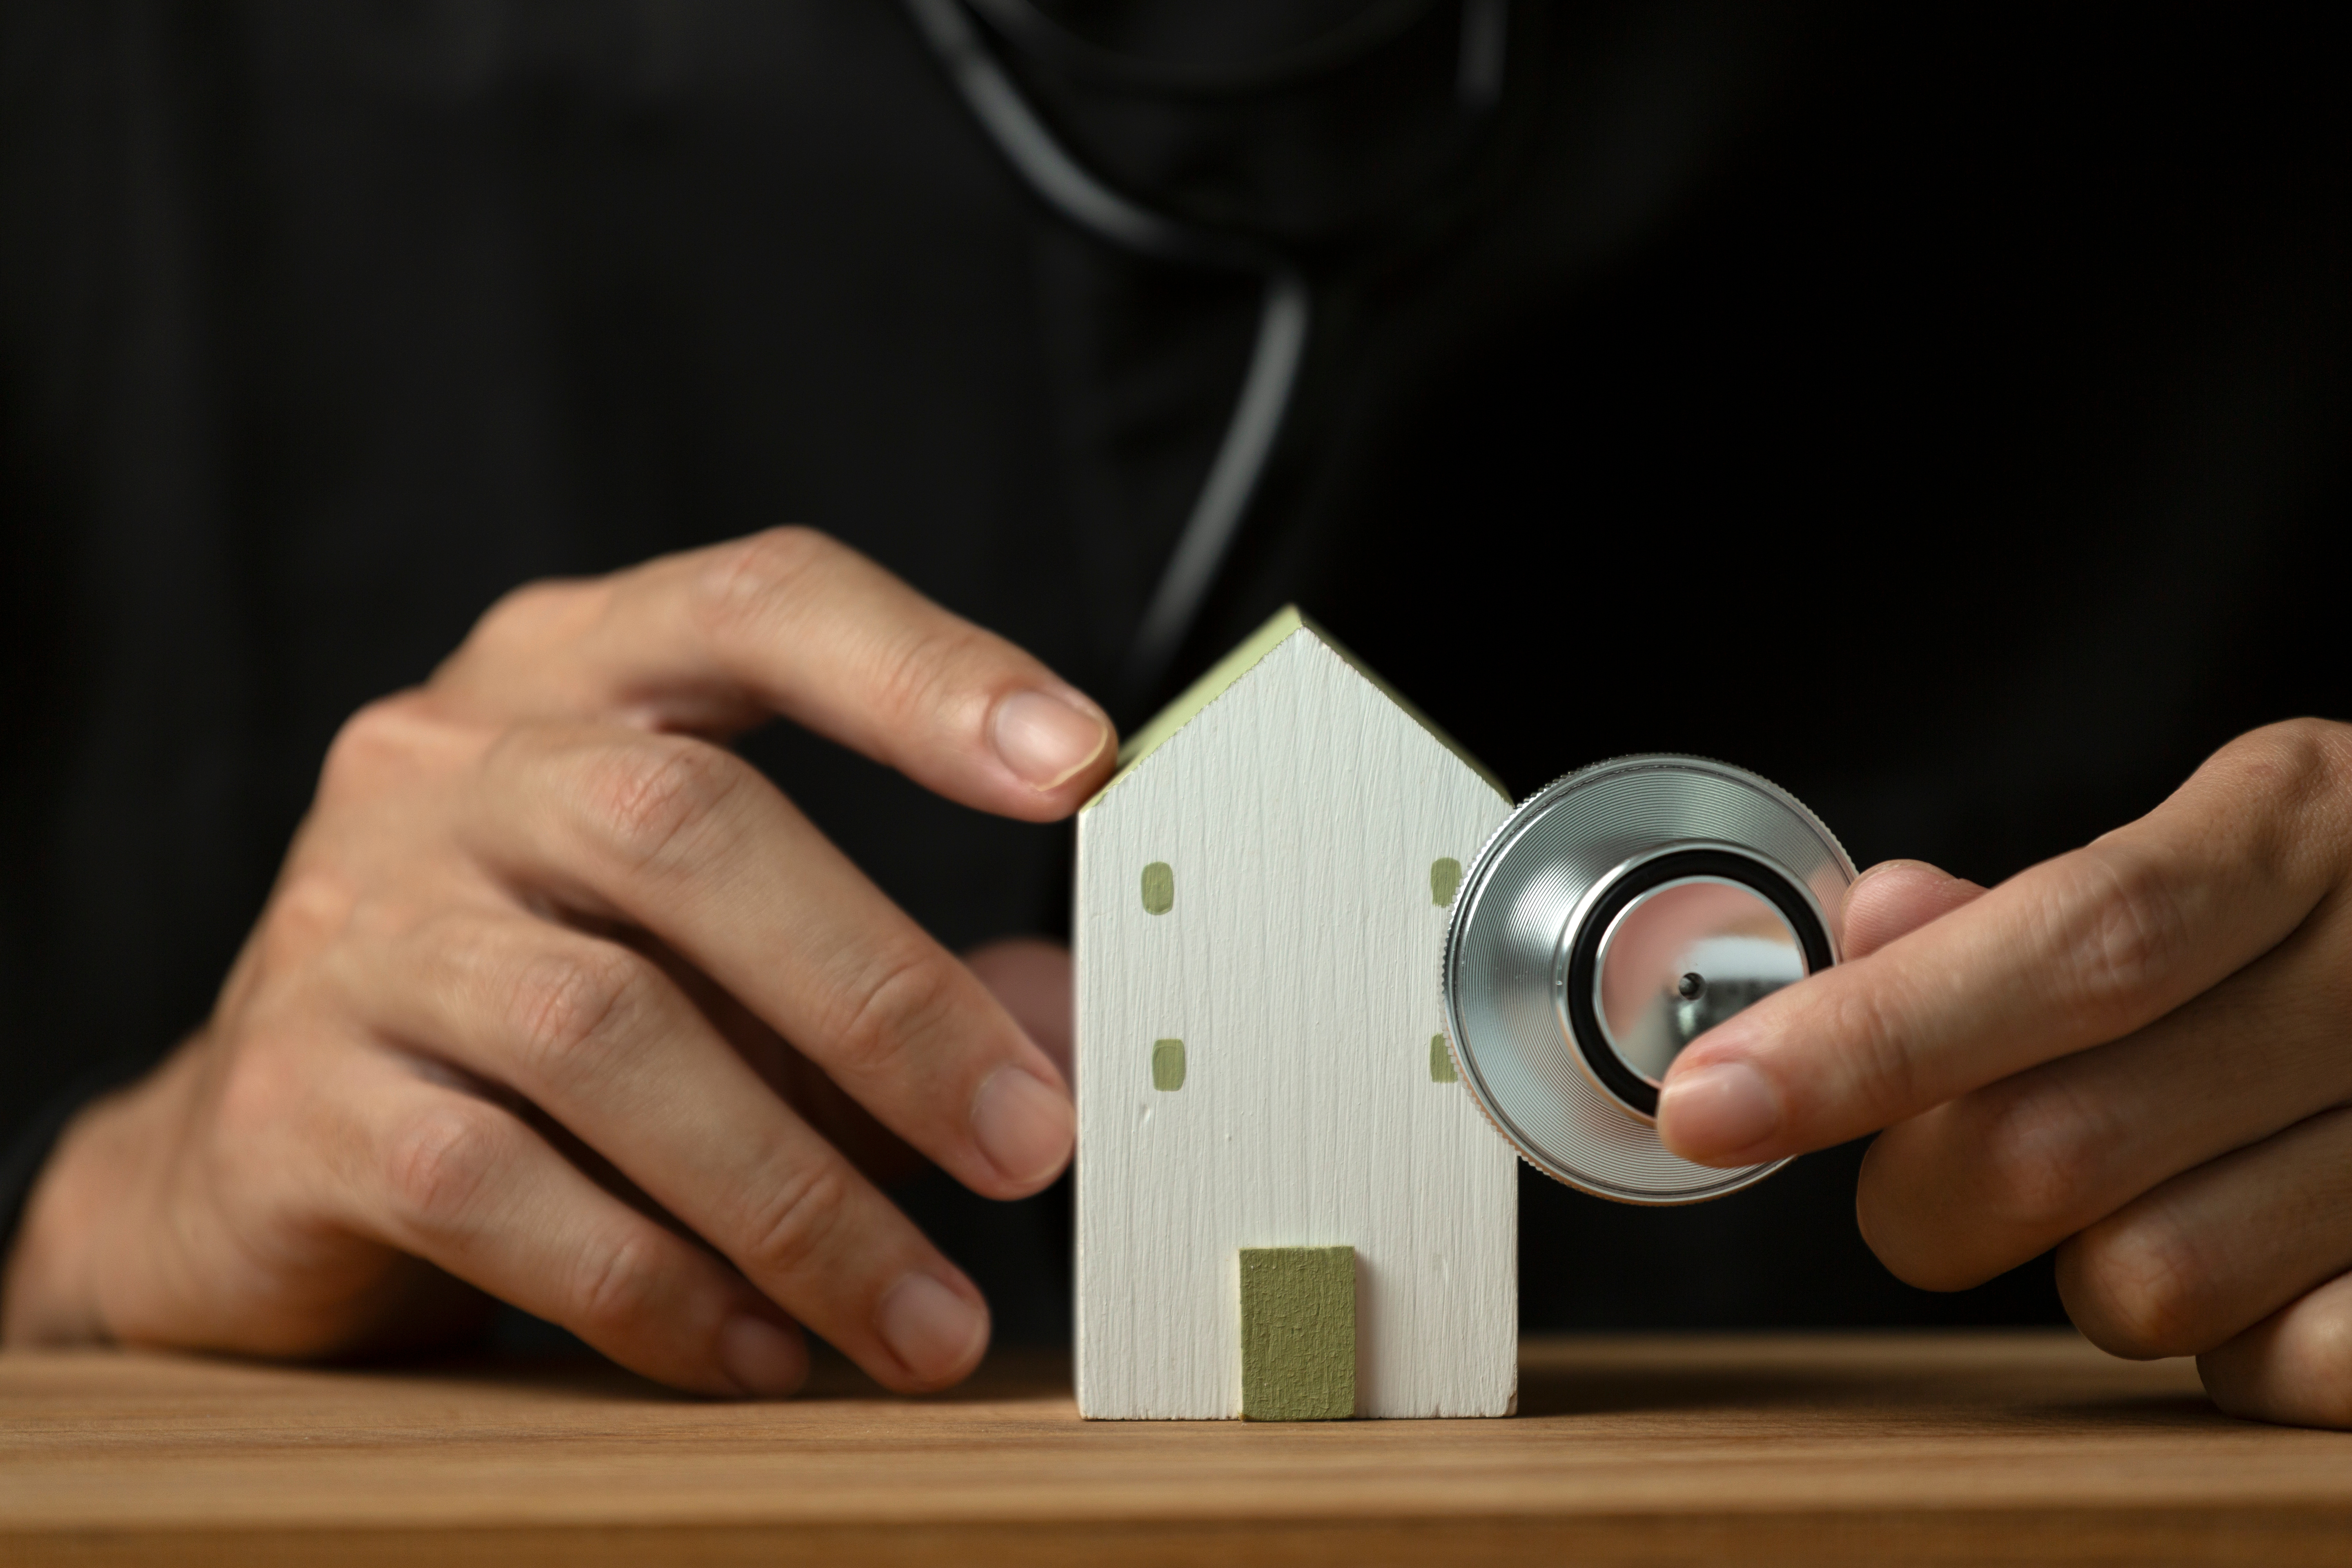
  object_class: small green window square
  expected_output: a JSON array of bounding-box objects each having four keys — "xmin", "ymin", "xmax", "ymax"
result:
[
  {"xmin": 1429, "ymin": 1034, "xmax": 1459, "ymax": 1083},
  {"xmin": 1152, "ymin": 1038, "xmax": 1186, "ymax": 1091},
  {"xmin": 1141, "ymin": 861, "xmax": 1174, "ymax": 914},
  {"xmin": 1430, "ymin": 858, "xmax": 1463, "ymax": 908}
]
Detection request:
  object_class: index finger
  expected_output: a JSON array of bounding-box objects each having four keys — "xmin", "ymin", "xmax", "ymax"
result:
[
  {"xmin": 1656, "ymin": 723, "xmax": 2348, "ymax": 1167},
  {"xmin": 434, "ymin": 527, "xmax": 1116, "ymax": 823}
]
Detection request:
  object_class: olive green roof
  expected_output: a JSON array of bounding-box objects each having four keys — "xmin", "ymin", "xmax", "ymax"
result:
[{"xmin": 1082, "ymin": 606, "xmax": 1508, "ymax": 810}]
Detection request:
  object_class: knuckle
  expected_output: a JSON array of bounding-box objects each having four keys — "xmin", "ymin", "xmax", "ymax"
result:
[
  {"xmin": 467, "ymin": 577, "xmax": 599, "ymax": 655},
  {"xmin": 384, "ymin": 1102, "xmax": 511, "ymax": 1234},
  {"xmin": 209, "ymin": 1030, "xmax": 310, "ymax": 1148},
  {"xmin": 1820, "ymin": 980, "xmax": 1923, "ymax": 1119},
  {"xmin": 319, "ymin": 690, "xmax": 483, "ymax": 810},
  {"xmin": 689, "ymin": 528, "xmax": 985, "ymax": 737},
  {"xmin": 572, "ymin": 1232, "xmax": 667, "ymax": 1340},
  {"xmin": 860, "ymin": 620, "xmax": 981, "ymax": 734},
  {"xmin": 740, "ymin": 1160, "xmax": 853, "ymax": 1282},
  {"xmin": 2061, "ymin": 1214, "xmax": 2215, "ymax": 1359},
  {"xmin": 2065, "ymin": 846, "xmax": 2190, "ymax": 1021},
  {"xmin": 579, "ymin": 735, "xmax": 744, "ymax": 874},
  {"xmin": 506, "ymin": 942, "xmax": 652, "ymax": 1082},
  {"xmin": 2219, "ymin": 717, "xmax": 2352, "ymax": 791},
  {"xmin": 1969, "ymin": 1085, "xmax": 2101, "ymax": 1234},
  {"xmin": 691, "ymin": 526, "xmax": 838, "ymax": 640},
  {"xmin": 828, "ymin": 948, "xmax": 963, "ymax": 1083},
  {"xmin": 319, "ymin": 693, "xmax": 434, "ymax": 796},
  {"xmin": 2216, "ymin": 719, "xmax": 2352, "ymax": 849},
  {"xmin": 259, "ymin": 864, "xmax": 362, "ymax": 960}
]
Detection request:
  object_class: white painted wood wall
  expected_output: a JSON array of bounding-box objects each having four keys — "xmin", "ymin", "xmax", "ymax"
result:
[{"xmin": 1075, "ymin": 626, "xmax": 1518, "ymax": 1419}]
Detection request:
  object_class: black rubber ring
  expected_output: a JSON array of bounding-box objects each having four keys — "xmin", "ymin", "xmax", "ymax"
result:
[{"xmin": 1563, "ymin": 849, "xmax": 1835, "ymax": 1118}]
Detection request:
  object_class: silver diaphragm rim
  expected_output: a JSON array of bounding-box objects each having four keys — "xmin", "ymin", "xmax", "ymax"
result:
[{"xmin": 1440, "ymin": 754, "xmax": 1856, "ymax": 1206}]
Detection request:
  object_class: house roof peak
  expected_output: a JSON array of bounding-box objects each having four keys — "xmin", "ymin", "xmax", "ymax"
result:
[{"xmin": 1084, "ymin": 606, "xmax": 1507, "ymax": 810}]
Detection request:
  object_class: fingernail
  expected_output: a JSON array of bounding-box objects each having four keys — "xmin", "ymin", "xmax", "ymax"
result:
[
  {"xmin": 878, "ymin": 1272, "xmax": 988, "ymax": 1386},
  {"xmin": 992, "ymin": 690, "xmax": 1110, "ymax": 791},
  {"xmin": 717, "ymin": 1312, "xmax": 807, "ymax": 1397},
  {"xmin": 1658, "ymin": 1061, "xmax": 1782, "ymax": 1161},
  {"xmin": 971, "ymin": 1067, "xmax": 1074, "ymax": 1190}
]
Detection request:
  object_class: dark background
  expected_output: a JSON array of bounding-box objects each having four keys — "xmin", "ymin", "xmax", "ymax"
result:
[{"xmin": 2, "ymin": 1, "xmax": 2344, "ymax": 1343}]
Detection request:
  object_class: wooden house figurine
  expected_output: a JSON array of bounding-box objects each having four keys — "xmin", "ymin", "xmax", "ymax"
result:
[{"xmin": 1074, "ymin": 608, "xmax": 1519, "ymax": 1420}]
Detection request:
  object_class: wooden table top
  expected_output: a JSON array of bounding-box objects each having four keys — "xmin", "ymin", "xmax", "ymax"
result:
[{"xmin": 2, "ymin": 1331, "xmax": 2347, "ymax": 1566}]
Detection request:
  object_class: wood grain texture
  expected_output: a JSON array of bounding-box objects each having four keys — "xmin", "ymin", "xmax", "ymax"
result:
[
  {"xmin": 3, "ymin": 1334, "xmax": 2349, "ymax": 1566},
  {"xmin": 1075, "ymin": 626, "xmax": 1518, "ymax": 1419}
]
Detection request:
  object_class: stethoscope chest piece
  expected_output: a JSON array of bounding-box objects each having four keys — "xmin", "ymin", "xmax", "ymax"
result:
[{"xmin": 1440, "ymin": 755, "xmax": 1855, "ymax": 1204}]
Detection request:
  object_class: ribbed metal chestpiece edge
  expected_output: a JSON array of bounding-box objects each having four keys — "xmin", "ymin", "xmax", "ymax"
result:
[{"xmin": 1439, "ymin": 755, "xmax": 1856, "ymax": 1205}]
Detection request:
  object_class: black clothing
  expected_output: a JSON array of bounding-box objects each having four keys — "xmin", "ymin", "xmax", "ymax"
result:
[{"xmin": 3, "ymin": 2, "xmax": 2345, "ymax": 1342}]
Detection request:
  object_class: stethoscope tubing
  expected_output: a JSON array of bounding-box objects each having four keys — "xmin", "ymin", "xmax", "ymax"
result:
[{"xmin": 903, "ymin": 0, "xmax": 1507, "ymax": 706}]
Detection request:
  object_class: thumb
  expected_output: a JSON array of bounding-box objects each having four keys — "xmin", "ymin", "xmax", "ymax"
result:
[{"xmin": 1841, "ymin": 859, "xmax": 1988, "ymax": 959}]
